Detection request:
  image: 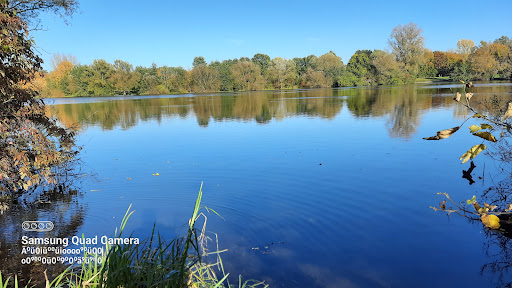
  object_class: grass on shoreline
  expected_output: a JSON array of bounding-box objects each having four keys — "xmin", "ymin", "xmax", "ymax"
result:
[{"xmin": 0, "ymin": 183, "xmax": 268, "ymax": 288}]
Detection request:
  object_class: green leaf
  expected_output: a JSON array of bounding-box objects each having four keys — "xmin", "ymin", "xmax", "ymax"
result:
[
  {"xmin": 460, "ymin": 144, "xmax": 487, "ymax": 163},
  {"xmin": 469, "ymin": 125, "xmax": 482, "ymax": 133},
  {"xmin": 472, "ymin": 131, "xmax": 497, "ymax": 142},
  {"xmin": 473, "ymin": 114, "xmax": 485, "ymax": 118},
  {"xmin": 480, "ymin": 124, "xmax": 493, "ymax": 129},
  {"xmin": 467, "ymin": 195, "xmax": 476, "ymax": 204}
]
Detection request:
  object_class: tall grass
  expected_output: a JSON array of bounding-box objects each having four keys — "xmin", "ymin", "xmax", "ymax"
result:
[{"xmin": 0, "ymin": 183, "xmax": 268, "ymax": 287}]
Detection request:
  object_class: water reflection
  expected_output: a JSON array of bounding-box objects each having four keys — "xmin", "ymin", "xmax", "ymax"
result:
[
  {"xmin": 0, "ymin": 185, "xmax": 86, "ymax": 286},
  {"xmin": 48, "ymin": 83, "xmax": 512, "ymax": 140}
]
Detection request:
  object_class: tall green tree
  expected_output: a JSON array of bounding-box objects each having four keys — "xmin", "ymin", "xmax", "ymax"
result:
[
  {"xmin": 88, "ymin": 59, "xmax": 114, "ymax": 95},
  {"xmin": 210, "ymin": 59, "xmax": 236, "ymax": 91},
  {"xmin": 345, "ymin": 50, "xmax": 376, "ymax": 85},
  {"xmin": 251, "ymin": 53, "xmax": 271, "ymax": 76},
  {"xmin": 192, "ymin": 56, "xmax": 207, "ymax": 68}
]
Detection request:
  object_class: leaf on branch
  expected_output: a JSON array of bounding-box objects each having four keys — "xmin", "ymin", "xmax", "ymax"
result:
[
  {"xmin": 454, "ymin": 92, "xmax": 461, "ymax": 102},
  {"xmin": 503, "ymin": 102, "xmax": 512, "ymax": 121},
  {"xmin": 472, "ymin": 131, "xmax": 497, "ymax": 142},
  {"xmin": 473, "ymin": 114, "xmax": 485, "ymax": 118},
  {"xmin": 423, "ymin": 126, "xmax": 460, "ymax": 140},
  {"xmin": 480, "ymin": 124, "xmax": 493, "ymax": 129},
  {"xmin": 478, "ymin": 207, "xmax": 489, "ymax": 214},
  {"xmin": 465, "ymin": 93, "xmax": 473, "ymax": 101},
  {"xmin": 467, "ymin": 195, "xmax": 476, "ymax": 205},
  {"xmin": 439, "ymin": 200, "xmax": 446, "ymax": 210},
  {"xmin": 481, "ymin": 214, "xmax": 500, "ymax": 229},
  {"xmin": 483, "ymin": 203, "xmax": 498, "ymax": 211},
  {"xmin": 506, "ymin": 204, "xmax": 512, "ymax": 212},
  {"xmin": 460, "ymin": 144, "xmax": 487, "ymax": 164},
  {"xmin": 469, "ymin": 125, "xmax": 482, "ymax": 133}
]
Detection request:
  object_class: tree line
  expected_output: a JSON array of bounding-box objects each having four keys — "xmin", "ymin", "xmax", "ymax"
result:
[{"xmin": 37, "ymin": 23, "xmax": 512, "ymax": 97}]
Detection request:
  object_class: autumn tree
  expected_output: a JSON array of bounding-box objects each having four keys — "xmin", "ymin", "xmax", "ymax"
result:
[
  {"xmin": 469, "ymin": 43, "xmax": 499, "ymax": 80},
  {"xmin": 388, "ymin": 22, "xmax": 425, "ymax": 75},
  {"xmin": 433, "ymin": 51, "xmax": 449, "ymax": 76},
  {"xmin": 313, "ymin": 51, "xmax": 344, "ymax": 86},
  {"xmin": 230, "ymin": 60, "xmax": 264, "ymax": 91},
  {"xmin": 111, "ymin": 59, "xmax": 139, "ymax": 95},
  {"xmin": 489, "ymin": 42, "xmax": 512, "ymax": 78},
  {"xmin": 158, "ymin": 66, "xmax": 187, "ymax": 93},
  {"xmin": 45, "ymin": 60, "xmax": 74, "ymax": 97},
  {"xmin": 371, "ymin": 50, "xmax": 409, "ymax": 84},
  {"xmin": 50, "ymin": 53, "xmax": 78, "ymax": 70},
  {"xmin": 0, "ymin": 1, "xmax": 77, "ymax": 194},
  {"xmin": 190, "ymin": 65, "xmax": 220, "ymax": 92},
  {"xmin": 417, "ymin": 50, "xmax": 436, "ymax": 77},
  {"xmin": 266, "ymin": 57, "xmax": 297, "ymax": 89},
  {"xmin": 456, "ymin": 39, "xmax": 475, "ymax": 61},
  {"xmin": 303, "ymin": 69, "xmax": 330, "ymax": 88}
]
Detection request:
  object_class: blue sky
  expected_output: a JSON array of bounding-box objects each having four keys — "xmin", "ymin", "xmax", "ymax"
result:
[{"xmin": 32, "ymin": 0, "xmax": 512, "ymax": 71}]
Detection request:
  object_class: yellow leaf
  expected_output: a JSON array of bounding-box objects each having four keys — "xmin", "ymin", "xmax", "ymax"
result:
[
  {"xmin": 453, "ymin": 92, "xmax": 461, "ymax": 102},
  {"xmin": 506, "ymin": 203, "xmax": 512, "ymax": 211},
  {"xmin": 480, "ymin": 124, "xmax": 493, "ymax": 129},
  {"xmin": 423, "ymin": 126, "xmax": 459, "ymax": 140},
  {"xmin": 481, "ymin": 214, "xmax": 500, "ymax": 229},
  {"xmin": 126, "ymin": 177, "xmax": 132, "ymax": 180},
  {"xmin": 472, "ymin": 131, "xmax": 497, "ymax": 142},
  {"xmin": 469, "ymin": 125, "xmax": 482, "ymax": 133},
  {"xmin": 465, "ymin": 93, "xmax": 473, "ymax": 101},
  {"xmin": 460, "ymin": 144, "xmax": 487, "ymax": 163},
  {"xmin": 152, "ymin": 173, "xmax": 160, "ymax": 176},
  {"xmin": 473, "ymin": 114, "xmax": 485, "ymax": 118},
  {"xmin": 483, "ymin": 202, "xmax": 498, "ymax": 211}
]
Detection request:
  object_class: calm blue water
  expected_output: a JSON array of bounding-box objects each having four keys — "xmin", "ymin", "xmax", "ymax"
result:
[{"xmin": 6, "ymin": 82, "xmax": 512, "ymax": 287}]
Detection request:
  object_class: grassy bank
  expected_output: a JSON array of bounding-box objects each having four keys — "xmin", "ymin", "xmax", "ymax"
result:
[{"xmin": 0, "ymin": 184, "xmax": 268, "ymax": 288}]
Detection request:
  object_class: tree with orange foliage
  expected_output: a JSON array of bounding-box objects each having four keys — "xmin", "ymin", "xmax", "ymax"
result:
[{"xmin": 0, "ymin": 1, "xmax": 77, "ymax": 195}]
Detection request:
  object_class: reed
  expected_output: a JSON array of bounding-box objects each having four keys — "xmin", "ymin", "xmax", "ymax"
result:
[{"xmin": 0, "ymin": 183, "xmax": 268, "ymax": 287}]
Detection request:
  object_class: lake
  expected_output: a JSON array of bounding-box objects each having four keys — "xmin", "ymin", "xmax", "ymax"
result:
[{"xmin": 2, "ymin": 82, "xmax": 512, "ymax": 287}]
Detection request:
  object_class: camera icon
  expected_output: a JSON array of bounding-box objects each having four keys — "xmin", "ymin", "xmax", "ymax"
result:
[{"xmin": 22, "ymin": 221, "xmax": 54, "ymax": 232}]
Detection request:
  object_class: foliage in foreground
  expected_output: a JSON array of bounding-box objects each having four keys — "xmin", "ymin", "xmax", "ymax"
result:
[
  {"xmin": 426, "ymin": 81, "xmax": 512, "ymax": 231},
  {"xmin": 0, "ymin": 184, "xmax": 268, "ymax": 288},
  {"xmin": 0, "ymin": 1, "xmax": 78, "ymax": 196}
]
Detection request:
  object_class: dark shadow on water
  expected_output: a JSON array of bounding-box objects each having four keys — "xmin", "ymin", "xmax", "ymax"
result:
[{"xmin": 0, "ymin": 184, "xmax": 86, "ymax": 286}]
